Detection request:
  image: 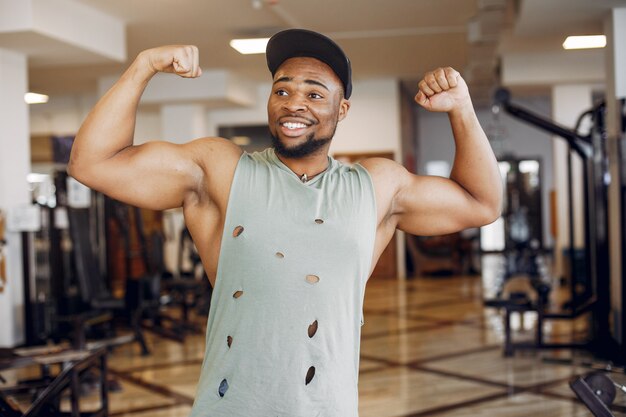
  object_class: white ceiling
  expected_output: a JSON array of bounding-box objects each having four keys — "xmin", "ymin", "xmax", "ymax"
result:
[{"xmin": 24, "ymin": 0, "xmax": 626, "ymax": 100}]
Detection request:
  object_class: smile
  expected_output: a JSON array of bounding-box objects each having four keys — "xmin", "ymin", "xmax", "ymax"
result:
[{"xmin": 281, "ymin": 122, "xmax": 309, "ymax": 130}]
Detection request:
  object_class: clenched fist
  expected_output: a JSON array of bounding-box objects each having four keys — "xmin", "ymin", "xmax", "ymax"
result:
[
  {"xmin": 140, "ymin": 45, "xmax": 202, "ymax": 78},
  {"xmin": 415, "ymin": 67, "xmax": 471, "ymax": 113}
]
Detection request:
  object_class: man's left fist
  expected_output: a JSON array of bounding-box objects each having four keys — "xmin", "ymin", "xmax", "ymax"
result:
[{"xmin": 415, "ymin": 67, "xmax": 471, "ymax": 113}]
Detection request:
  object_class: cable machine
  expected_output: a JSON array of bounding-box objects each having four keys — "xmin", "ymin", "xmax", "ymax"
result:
[{"xmin": 490, "ymin": 88, "xmax": 620, "ymax": 363}]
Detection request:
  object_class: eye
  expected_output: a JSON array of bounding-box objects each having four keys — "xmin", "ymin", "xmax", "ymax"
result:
[
  {"xmin": 275, "ymin": 89, "xmax": 288, "ymax": 96},
  {"xmin": 309, "ymin": 92, "xmax": 323, "ymax": 99}
]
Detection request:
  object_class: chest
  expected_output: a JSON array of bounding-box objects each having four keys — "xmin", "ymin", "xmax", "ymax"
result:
[{"xmin": 217, "ymin": 157, "xmax": 375, "ymax": 287}]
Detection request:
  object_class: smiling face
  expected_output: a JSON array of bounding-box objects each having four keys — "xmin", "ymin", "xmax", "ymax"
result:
[{"xmin": 267, "ymin": 57, "xmax": 350, "ymax": 158}]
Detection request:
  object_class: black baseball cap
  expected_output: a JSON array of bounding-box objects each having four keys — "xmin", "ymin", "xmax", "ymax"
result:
[{"xmin": 266, "ymin": 29, "xmax": 352, "ymax": 99}]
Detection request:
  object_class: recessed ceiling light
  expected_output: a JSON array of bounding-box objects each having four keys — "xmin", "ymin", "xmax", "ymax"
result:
[
  {"xmin": 229, "ymin": 38, "xmax": 270, "ymax": 55},
  {"xmin": 24, "ymin": 92, "xmax": 49, "ymax": 104},
  {"xmin": 562, "ymin": 35, "xmax": 606, "ymax": 50}
]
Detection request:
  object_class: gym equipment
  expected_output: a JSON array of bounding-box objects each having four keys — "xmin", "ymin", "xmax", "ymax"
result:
[
  {"xmin": 107, "ymin": 198, "xmax": 191, "ymax": 342},
  {"xmin": 66, "ymin": 205, "xmax": 149, "ymax": 354},
  {"xmin": 570, "ymin": 372, "xmax": 626, "ymax": 417},
  {"xmin": 487, "ymin": 89, "xmax": 621, "ymax": 362},
  {"xmin": 495, "ymin": 89, "xmax": 609, "ymax": 310},
  {"xmin": 484, "ymin": 253, "xmax": 552, "ymax": 356},
  {"xmin": 166, "ymin": 226, "xmax": 212, "ymax": 320},
  {"xmin": 0, "ymin": 346, "xmax": 108, "ymax": 417},
  {"xmin": 19, "ymin": 170, "xmax": 153, "ymax": 354}
]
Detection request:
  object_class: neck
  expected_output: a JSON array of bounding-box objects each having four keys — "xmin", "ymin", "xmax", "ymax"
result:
[{"xmin": 275, "ymin": 151, "xmax": 330, "ymax": 182}]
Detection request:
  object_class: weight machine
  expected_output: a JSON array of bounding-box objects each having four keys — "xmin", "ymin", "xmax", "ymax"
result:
[{"xmin": 486, "ymin": 89, "xmax": 620, "ymax": 362}]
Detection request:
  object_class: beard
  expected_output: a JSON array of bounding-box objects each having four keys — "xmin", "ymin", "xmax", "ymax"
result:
[{"xmin": 271, "ymin": 129, "xmax": 335, "ymax": 158}]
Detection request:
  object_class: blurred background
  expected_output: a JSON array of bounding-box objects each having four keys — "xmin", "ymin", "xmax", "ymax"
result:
[{"xmin": 0, "ymin": 1, "xmax": 626, "ymax": 416}]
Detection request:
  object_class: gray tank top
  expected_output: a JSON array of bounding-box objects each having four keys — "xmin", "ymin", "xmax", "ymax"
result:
[{"xmin": 189, "ymin": 148, "xmax": 377, "ymax": 417}]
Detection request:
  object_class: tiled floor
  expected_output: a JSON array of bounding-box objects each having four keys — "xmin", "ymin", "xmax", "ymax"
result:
[{"xmin": 3, "ymin": 269, "xmax": 625, "ymax": 416}]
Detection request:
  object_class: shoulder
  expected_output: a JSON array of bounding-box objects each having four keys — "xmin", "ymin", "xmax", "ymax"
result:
[
  {"xmin": 185, "ymin": 137, "xmax": 243, "ymax": 159},
  {"xmin": 359, "ymin": 157, "xmax": 401, "ymax": 171},
  {"xmin": 357, "ymin": 157, "xmax": 415, "ymax": 221},
  {"xmin": 185, "ymin": 137, "xmax": 243, "ymax": 171},
  {"xmin": 359, "ymin": 157, "xmax": 411, "ymax": 189},
  {"xmin": 179, "ymin": 137, "xmax": 242, "ymax": 201}
]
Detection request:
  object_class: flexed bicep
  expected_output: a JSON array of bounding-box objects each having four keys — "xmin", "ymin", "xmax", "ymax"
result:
[
  {"xmin": 394, "ymin": 174, "xmax": 496, "ymax": 236},
  {"xmin": 68, "ymin": 45, "xmax": 209, "ymax": 210},
  {"xmin": 69, "ymin": 137, "xmax": 241, "ymax": 211},
  {"xmin": 361, "ymin": 157, "xmax": 499, "ymax": 237},
  {"xmin": 76, "ymin": 141, "xmax": 200, "ymax": 210}
]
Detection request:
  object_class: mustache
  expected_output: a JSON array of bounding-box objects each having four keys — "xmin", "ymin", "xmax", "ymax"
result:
[{"xmin": 278, "ymin": 114, "xmax": 317, "ymax": 125}]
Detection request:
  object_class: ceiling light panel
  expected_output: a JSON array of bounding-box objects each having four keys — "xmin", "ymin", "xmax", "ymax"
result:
[
  {"xmin": 230, "ymin": 38, "xmax": 270, "ymax": 54},
  {"xmin": 562, "ymin": 35, "xmax": 606, "ymax": 50}
]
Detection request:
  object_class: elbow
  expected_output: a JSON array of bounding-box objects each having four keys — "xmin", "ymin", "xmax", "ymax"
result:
[
  {"xmin": 491, "ymin": 189, "xmax": 504, "ymax": 221},
  {"xmin": 66, "ymin": 145, "xmax": 88, "ymax": 182},
  {"xmin": 469, "ymin": 208, "xmax": 500, "ymax": 229},
  {"xmin": 478, "ymin": 198, "xmax": 502, "ymax": 227},
  {"xmin": 484, "ymin": 204, "xmax": 502, "ymax": 225},
  {"xmin": 66, "ymin": 145, "xmax": 79, "ymax": 177},
  {"xmin": 66, "ymin": 158, "xmax": 91, "ymax": 186},
  {"xmin": 66, "ymin": 158, "xmax": 82, "ymax": 181},
  {"xmin": 480, "ymin": 184, "xmax": 503, "ymax": 226},
  {"xmin": 66, "ymin": 160, "xmax": 76, "ymax": 178}
]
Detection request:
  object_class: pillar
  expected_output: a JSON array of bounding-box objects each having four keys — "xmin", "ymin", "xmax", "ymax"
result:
[
  {"xmin": 605, "ymin": 7, "xmax": 626, "ymax": 345},
  {"xmin": 160, "ymin": 104, "xmax": 208, "ymax": 274},
  {"xmin": 551, "ymin": 84, "xmax": 593, "ymax": 280},
  {"xmin": 0, "ymin": 48, "xmax": 30, "ymax": 347},
  {"xmin": 160, "ymin": 104, "xmax": 208, "ymax": 144}
]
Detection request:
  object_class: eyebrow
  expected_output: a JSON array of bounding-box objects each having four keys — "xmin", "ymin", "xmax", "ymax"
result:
[{"xmin": 273, "ymin": 76, "xmax": 329, "ymax": 92}]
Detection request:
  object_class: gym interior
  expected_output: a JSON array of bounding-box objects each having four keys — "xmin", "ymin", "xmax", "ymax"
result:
[{"xmin": 1, "ymin": 1, "xmax": 626, "ymax": 416}]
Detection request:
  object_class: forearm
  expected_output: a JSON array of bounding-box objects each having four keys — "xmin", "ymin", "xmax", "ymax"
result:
[
  {"xmin": 69, "ymin": 52, "xmax": 156, "ymax": 173},
  {"xmin": 448, "ymin": 104, "xmax": 502, "ymax": 217}
]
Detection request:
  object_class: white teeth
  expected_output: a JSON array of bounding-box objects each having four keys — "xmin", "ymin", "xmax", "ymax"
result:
[{"xmin": 283, "ymin": 122, "xmax": 307, "ymax": 129}]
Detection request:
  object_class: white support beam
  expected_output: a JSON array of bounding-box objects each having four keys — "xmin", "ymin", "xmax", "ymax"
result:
[
  {"xmin": 0, "ymin": 48, "xmax": 30, "ymax": 347},
  {"xmin": 501, "ymin": 50, "xmax": 605, "ymax": 87},
  {"xmin": 0, "ymin": 0, "xmax": 126, "ymax": 66},
  {"xmin": 99, "ymin": 70, "xmax": 257, "ymax": 109}
]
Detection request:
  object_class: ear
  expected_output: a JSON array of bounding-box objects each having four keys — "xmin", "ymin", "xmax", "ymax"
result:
[{"xmin": 337, "ymin": 98, "xmax": 351, "ymax": 122}]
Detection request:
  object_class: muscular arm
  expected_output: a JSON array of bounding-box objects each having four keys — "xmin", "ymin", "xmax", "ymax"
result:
[
  {"xmin": 364, "ymin": 68, "xmax": 502, "ymax": 237},
  {"xmin": 68, "ymin": 46, "xmax": 240, "ymax": 210}
]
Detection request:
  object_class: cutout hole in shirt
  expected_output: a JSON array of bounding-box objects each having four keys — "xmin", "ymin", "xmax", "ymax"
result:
[
  {"xmin": 227, "ymin": 336, "xmax": 233, "ymax": 348},
  {"xmin": 233, "ymin": 290, "xmax": 243, "ymax": 299},
  {"xmin": 314, "ymin": 219, "xmax": 324, "ymax": 224},
  {"xmin": 305, "ymin": 366, "xmax": 315, "ymax": 385},
  {"xmin": 218, "ymin": 379, "xmax": 229, "ymax": 397},
  {"xmin": 232, "ymin": 226, "xmax": 244, "ymax": 237},
  {"xmin": 275, "ymin": 252, "xmax": 285, "ymax": 259},
  {"xmin": 308, "ymin": 320, "xmax": 318, "ymax": 338},
  {"xmin": 306, "ymin": 275, "xmax": 320, "ymax": 284}
]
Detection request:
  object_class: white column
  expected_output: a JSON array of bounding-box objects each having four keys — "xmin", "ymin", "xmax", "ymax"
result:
[
  {"xmin": 551, "ymin": 84, "xmax": 593, "ymax": 279},
  {"xmin": 605, "ymin": 7, "xmax": 626, "ymax": 344},
  {"xmin": 160, "ymin": 104, "xmax": 208, "ymax": 145},
  {"xmin": 0, "ymin": 48, "xmax": 30, "ymax": 347},
  {"xmin": 160, "ymin": 104, "xmax": 208, "ymax": 274}
]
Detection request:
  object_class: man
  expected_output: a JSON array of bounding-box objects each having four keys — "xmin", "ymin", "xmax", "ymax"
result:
[{"xmin": 69, "ymin": 29, "xmax": 501, "ymax": 416}]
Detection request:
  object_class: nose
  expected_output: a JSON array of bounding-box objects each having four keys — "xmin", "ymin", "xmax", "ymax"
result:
[{"xmin": 282, "ymin": 94, "xmax": 307, "ymax": 113}]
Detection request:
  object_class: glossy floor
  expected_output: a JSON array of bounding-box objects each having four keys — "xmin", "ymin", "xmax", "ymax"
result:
[{"xmin": 4, "ymin": 270, "xmax": 625, "ymax": 416}]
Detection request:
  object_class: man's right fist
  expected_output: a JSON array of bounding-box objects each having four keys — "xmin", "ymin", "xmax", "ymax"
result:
[{"xmin": 141, "ymin": 45, "xmax": 202, "ymax": 78}]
